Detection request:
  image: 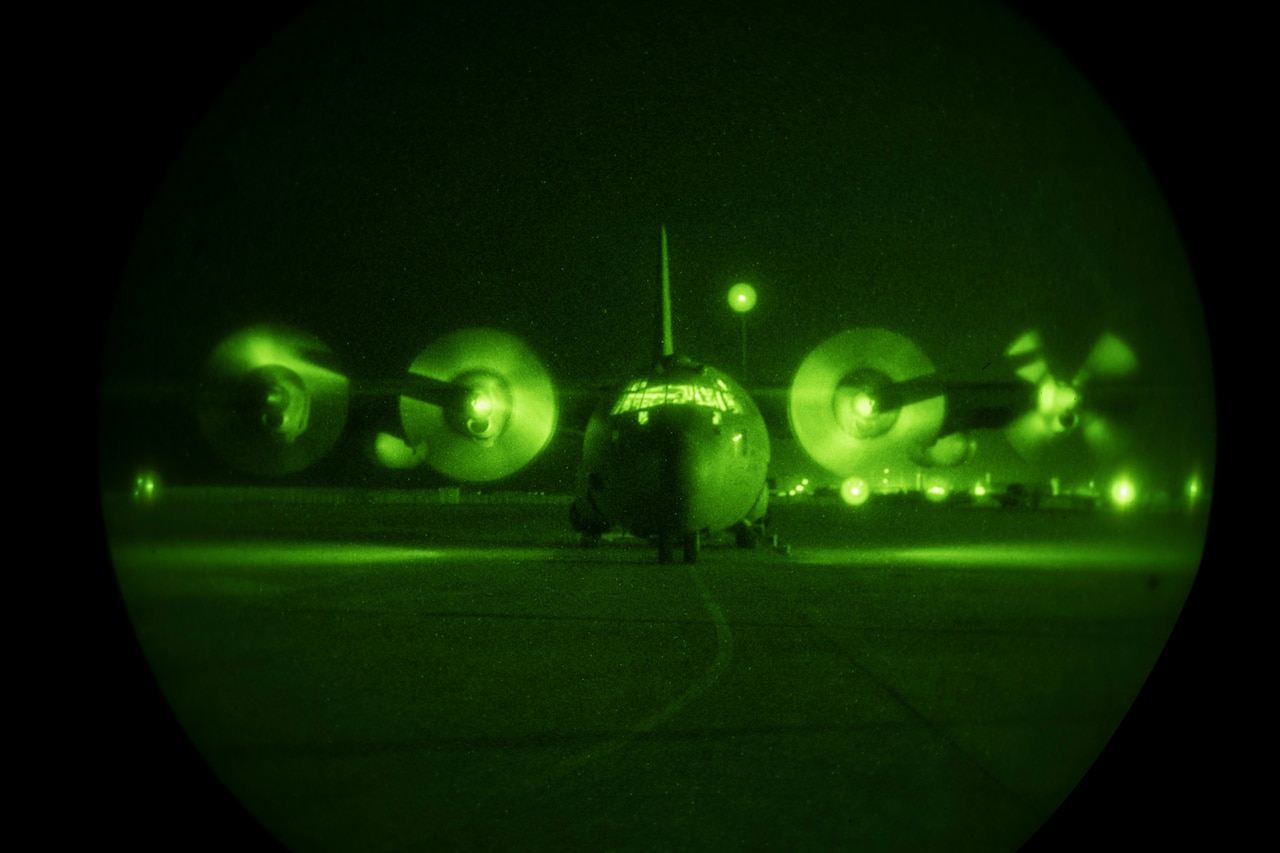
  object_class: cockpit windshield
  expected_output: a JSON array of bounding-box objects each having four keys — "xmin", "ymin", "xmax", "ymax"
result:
[{"xmin": 610, "ymin": 378, "xmax": 741, "ymax": 416}]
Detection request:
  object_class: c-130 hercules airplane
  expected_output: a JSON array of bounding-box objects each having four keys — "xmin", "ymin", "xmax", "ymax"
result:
[{"xmin": 192, "ymin": 227, "xmax": 1139, "ymax": 563}]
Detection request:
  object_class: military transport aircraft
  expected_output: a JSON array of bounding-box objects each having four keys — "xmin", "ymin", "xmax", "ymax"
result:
[{"xmin": 190, "ymin": 227, "xmax": 1139, "ymax": 563}]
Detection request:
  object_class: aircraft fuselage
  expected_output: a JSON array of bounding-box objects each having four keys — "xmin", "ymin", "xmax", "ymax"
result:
[{"xmin": 571, "ymin": 354, "xmax": 770, "ymax": 561}]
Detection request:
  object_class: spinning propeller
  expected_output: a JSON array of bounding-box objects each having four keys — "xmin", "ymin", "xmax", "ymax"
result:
[
  {"xmin": 196, "ymin": 325, "xmax": 350, "ymax": 475},
  {"xmin": 398, "ymin": 328, "xmax": 557, "ymax": 482},
  {"xmin": 788, "ymin": 329, "xmax": 946, "ymax": 476},
  {"xmin": 1003, "ymin": 330, "xmax": 1138, "ymax": 460}
]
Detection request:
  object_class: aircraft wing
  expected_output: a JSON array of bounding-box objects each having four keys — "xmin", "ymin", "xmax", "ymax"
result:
[
  {"xmin": 742, "ymin": 327, "xmax": 1142, "ymax": 480},
  {"xmin": 103, "ymin": 320, "xmax": 1141, "ymax": 488}
]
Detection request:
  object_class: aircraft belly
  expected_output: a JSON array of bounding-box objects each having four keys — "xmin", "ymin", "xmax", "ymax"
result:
[{"xmin": 578, "ymin": 407, "xmax": 767, "ymax": 538}]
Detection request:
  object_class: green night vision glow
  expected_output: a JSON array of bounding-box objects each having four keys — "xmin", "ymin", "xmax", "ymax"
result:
[
  {"xmin": 611, "ymin": 379, "xmax": 742, "ymax": 415},
  {"xmin": 1186, "ymin": 474, "xmax": 1203, "ymax": 509},
  {"xmin": 727, "ymin": 283, "xmax": 757, "ymax": 313},
  {"xmin": 97, "ymin": 2, "xmax": 1217, "ymax": 850},
  {"xmin": 791, "ymin": 541, "xmax": 1202, "ymax": 571},
  {"xmin": 374, "ymin": 432, "xmax": 428, "ymax": 469},
  {"xmin": 840, "ymin": 476, "xmax": 870, "ymax": 506},
  {"xmin": 468, "ymin": 392, "xmax": 493, "ymax": 419},
  {"xmin": 132, "ymin": 472, "xmax": 159, "ymax": 502},
  {"xmin": 1110, "ymin": 476, "xmax": 1137, "ymax": 509}
]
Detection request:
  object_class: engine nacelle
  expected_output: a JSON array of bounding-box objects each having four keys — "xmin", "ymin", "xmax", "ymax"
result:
[{"xmin": 911, "ymin": 432, "xmax": 976, "ymax": 468}]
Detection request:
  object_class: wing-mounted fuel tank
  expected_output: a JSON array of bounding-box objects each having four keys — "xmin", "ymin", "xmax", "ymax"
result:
[
  {"xmin": 196, "ymin": 324, "xmax": 350, "ymax": 475},
  {"xmin": 393, "ymin": 328, "xmax": 558, "ymax": 482}
]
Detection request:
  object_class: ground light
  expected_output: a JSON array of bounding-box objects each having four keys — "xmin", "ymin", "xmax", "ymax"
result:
[
  {"xmin": 1186, "ymin": 473, "xmax": 1202, "ymax": 511},
  {"xmin": 840, "ymin": 476, "xmax": 870, "ymax": 506},
  {"xmin": 924, "ymin": 476, "xmax": 950, "ymax": 503},
  {"xmin": 132, "ymin": 471, "xmax": 159, "ymax": 503},
  {"xmin": 1109, "ymin": 475, "xmax": 1137, "ymax": 509}
]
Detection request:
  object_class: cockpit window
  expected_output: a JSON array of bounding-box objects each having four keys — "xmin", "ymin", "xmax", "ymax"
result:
[{"xmin": 610, "ymin": 379, "xmax": 741, "ymax": 415}]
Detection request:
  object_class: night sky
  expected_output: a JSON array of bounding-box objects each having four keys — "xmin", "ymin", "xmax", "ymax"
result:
[{"xmin": 99, "ymin": 0, "xmax": 1214, "ymax": 493}]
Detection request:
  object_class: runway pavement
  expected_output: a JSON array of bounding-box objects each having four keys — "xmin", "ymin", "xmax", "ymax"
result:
[{"xmin": 100, "ymin": 492, "xmax": 1207, "ymax": 851}]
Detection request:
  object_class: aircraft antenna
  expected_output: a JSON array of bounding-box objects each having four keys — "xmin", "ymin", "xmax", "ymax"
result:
[{"xmin": 658, "ymin": 225, "xmax": 674, "ymax": 360}]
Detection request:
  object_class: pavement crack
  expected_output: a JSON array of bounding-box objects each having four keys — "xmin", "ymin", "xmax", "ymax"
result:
[{"xmin": 529, "ymin": 563, "xmax": 734, "ymax": 786}]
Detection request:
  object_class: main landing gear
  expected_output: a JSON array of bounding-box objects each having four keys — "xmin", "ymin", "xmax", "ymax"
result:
[
  {"xmin": 732, "ymin": 517, "xmax": 789, "ymax": 556},
  {"xmin": 658, "ymin": 531, "xmax": 700, "ymax": 564},
  {"xmin": 732, "ymin": 517, "xmax": 772, "ymax": 549}
]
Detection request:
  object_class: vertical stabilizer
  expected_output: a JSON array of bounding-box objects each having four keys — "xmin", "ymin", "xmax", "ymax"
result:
[{"xmin": 657, "ymin": 226, "xmax": 674, "ymax": 361}]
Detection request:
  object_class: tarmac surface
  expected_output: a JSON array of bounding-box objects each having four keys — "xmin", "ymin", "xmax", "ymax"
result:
[{"xmin": 99, "ymin": 491, "xmax": 1208, "ymax": 851}]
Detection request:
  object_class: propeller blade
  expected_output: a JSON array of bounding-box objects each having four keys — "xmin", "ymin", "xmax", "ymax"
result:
[
  {"xmin": 1005, "ymin": 331, "xmax": 1138, "ymax": 463},
  {"xmin": 1006, "ymin": 330, "xmax": 1049, "ymax": 384},
  {"xmin": 788, "ymin": 329, "xmax": 945, "ymax": 476},
  {"xmin": 1004, "ymin": 410, "xmax": 1054, "ymax": 462},
  {"xmin": 1081, "ymin": 411, "xmax": 1129, "ymax": 459},
  {"xmin": 1074, "ymin": 333, "xmax": 1138, "ymax": 385},
  {"xmin": 401, "ymin": 328, "xmax": 557, "ymax": 482},
  {"xmin": 196, "ymin": 325, "xmax": 349, "ymax": 475}
]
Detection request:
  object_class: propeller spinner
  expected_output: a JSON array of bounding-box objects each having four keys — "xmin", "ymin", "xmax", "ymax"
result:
[
  {"xmin": 401, "ymin": 328, "xmax": 557, "ymax": 482},
  {"xmin": 789, "ymin": 329, "xmax": 946, "ymax": 476},
  {"xmin": 196, "ymin": 325, "xmax": 350, "ymax": 475},
  {"xmin": 1004, "ymin": 331, "xmax": 1138, "ymax": 460}
]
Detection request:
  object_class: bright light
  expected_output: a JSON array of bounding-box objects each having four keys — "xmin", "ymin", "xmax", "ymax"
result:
[
  {"xmin": 469, "ymin": 393, "xmax": 492, "ymax": 418},
  {"xmin": 1109, "ymin": 476, "xmax": 1137, "ymax": 509},
  {"xmin": 973, "ymin": 483, "xmax": 986, "ymax": 497},
  {"xmin": 840, "ymin": 476, "xmax": 870, "ymax": 506},
  {"xmin": 727, "ymin": 283, "xmax": 757, "ymax": 313},
  {"xmin": 611, "ymin": 380, "xmax": 741, "ymax": 415},
  {"xmin": 132, "ymin": 472, "xmax": 159, "ymax": 503},
  {"xmin": 923, "ymin": 475, "xmax": 950, "ymax": 503}
]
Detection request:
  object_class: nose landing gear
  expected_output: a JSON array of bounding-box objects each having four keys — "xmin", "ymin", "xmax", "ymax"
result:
[{"xmin": 658, "ymin": 531, "xmax": 701, "ymax": 564}]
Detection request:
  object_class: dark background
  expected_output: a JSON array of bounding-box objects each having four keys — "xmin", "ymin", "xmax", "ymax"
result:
[{"xmin": 84, "ymin": 1, "xmax": 1233, "ymax": 849}]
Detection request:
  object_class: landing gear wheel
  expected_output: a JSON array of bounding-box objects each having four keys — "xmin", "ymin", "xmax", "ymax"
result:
[{"xmin": 733, "ymin": 521, "xmax": 761, "ymax": 549}]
